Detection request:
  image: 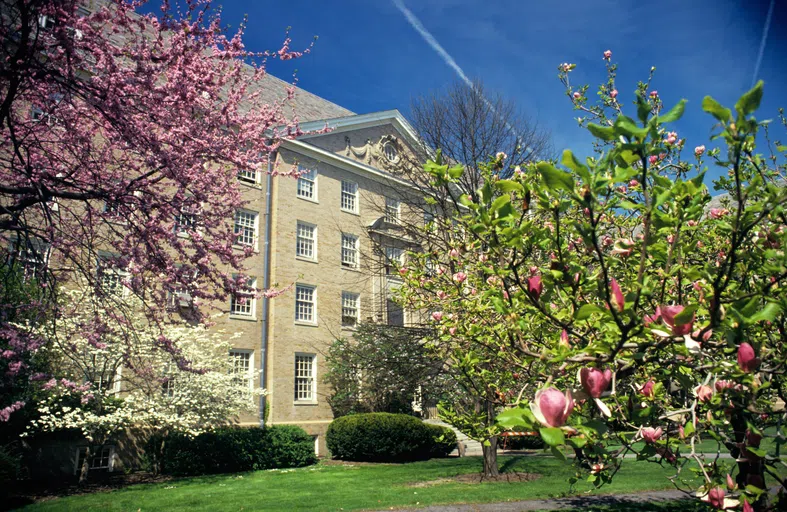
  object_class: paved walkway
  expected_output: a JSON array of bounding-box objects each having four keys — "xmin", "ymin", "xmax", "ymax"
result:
[{"xmin": 372, "ymin": 490, "xmax": 690, "ymax": 511}]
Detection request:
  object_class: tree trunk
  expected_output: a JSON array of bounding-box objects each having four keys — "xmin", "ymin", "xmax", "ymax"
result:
[
  {"xmin": 482, "ymin": 436, "xmax": 499, "ymax": 477},
  {"xmin": 78, "ymin": 445, "xmax": 91, "ymax": 485}
]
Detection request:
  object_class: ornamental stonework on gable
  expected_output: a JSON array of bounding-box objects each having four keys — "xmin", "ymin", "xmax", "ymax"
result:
[{"xmin": 344, "ymin": 134, "xmax": 403, "ymax": 171}]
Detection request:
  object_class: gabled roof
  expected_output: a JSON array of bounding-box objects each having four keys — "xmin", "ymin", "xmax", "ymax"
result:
[
  {"xmin": 254, "ymin": 73, "xmax": 354, "ymax": 122},
  {"xmin": 295, "ymin": 110, "xmax": 424, "ymax": 154}
]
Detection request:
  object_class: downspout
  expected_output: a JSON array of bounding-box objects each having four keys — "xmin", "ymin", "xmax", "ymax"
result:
[{"xmin": 259, "ymin": 151, "xmax": 275, "ymax": 427}]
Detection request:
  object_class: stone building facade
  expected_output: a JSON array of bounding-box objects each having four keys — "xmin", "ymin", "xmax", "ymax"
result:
[{"xmin": 211, "ymin": 87, "xmax": 427, "ymax": 455}]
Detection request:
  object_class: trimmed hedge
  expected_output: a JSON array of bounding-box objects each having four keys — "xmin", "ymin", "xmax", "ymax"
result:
[
  {"xmin": 326, "ymin": 413, "xmax": 456, "ymax": 462},
  {"xmin": 501, "ymin": 433, "xmax": 545, "ymax": 450},
  {"xmin": 152, "ymin": 425, "xmax": 317, "ymax": 476}
]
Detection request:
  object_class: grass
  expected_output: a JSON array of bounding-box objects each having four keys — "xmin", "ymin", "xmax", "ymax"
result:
[{"xmin": 18, "ymin": 456, "xmax": 711, "ymax": 512}]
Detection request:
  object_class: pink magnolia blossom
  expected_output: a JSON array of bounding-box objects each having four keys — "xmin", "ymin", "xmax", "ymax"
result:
[
  {"xmin": 560, "ymin": 329, "xmax": 570, "ymax": 347},
  {"xmin": 530, "ymin": 387, "xmax": 573, "ymax": 427},
  {"xmin": 737, "ymin": 342, "xmax": 759, "ymax": 373},
  {"xmin": 579, "ymin": 367, "xmax": 613, "ymax": 398},
  {"xmin": 610, "ymin": 89, "xmax": 618, "ymax": 99},
  {"xmin": 603, "ymin": 49, "xmax": 612, "ymax": 60},
  {"xmin": 629, "ymin": 179, "xmax": 639, "ymax": 187},
  {"xmin": 743, "ymin": 500, "xmax": 754, "ymax": 512},
  {"xmin": 448, "ymin": 327, "xmax": 457, "ymax": 335},
  {"xmin": 641, "ymin": 426, "xmax": 663, "ymax": 443},
  {"xmin": 715, "ymin": 380, "xmax": 735, "ymax": 393},
  {"xmin": 611, "ymin": 239, "xmax": 635, "ymax": 257},
  {"xmin": 640, "ymin": 380, "xmax": 655, "ymax": 398},
  {"xmin": 695, "ymin": 384, "xmax": 713, "ymax": 403},
  {"xmin": 726, "ymin": 474, "xmax": 735, "ymax": 491},
  {"xmin": 528, "ymin": 275, "xmax": 543, "ymax": 299},
  {"xmin": 398, "ymin": 267, "xmax": 409, "ymax": 276},
  {"xmin": 449, "ymin": 249, "xmax": 460, "ymax": 258},
  {"xmin": 649, "ymin": 90, "xmax": 659, "ymax": 98},
  {"xmin": 660, "ymin": 305, "xmax": 694, "ymax": 336},
  {"xmin": 431, "ymin": 311, "xmax": 444, "ymax": 322},
  {"xmin": 665, "ymin": 131, "xmax": 678, "ymax": 144},
  {"xmin": 573, "ymin": 92, "xmax": 581, "ymax": 100},
  {"xmin": 695, "ymin": 145, "xmax": 706, "ymax": 157},
  {"xmin": 707, "ymin": 488, "xmax": 725, "ymax": 509},
  {"xmin": 610, "ymin": 279, "xmax": 625, "ymax": 312},
  {"xmin": 452, "ymin": 272, "xmax": 467, "ymax": 283},
  {"xmin": 709, "ymin": 208, "xmax": 730, "ymax": 219},
  {"xmin": 648, "ymin": 155, "xmax": 659, "ymax": 165},
  {"xmin": 436, "ymin": 290, "xmax": 448, "ymax": 300},
  {"xmin": 479, "ymin": 254, "xmax": 489, "ymax": 263}
]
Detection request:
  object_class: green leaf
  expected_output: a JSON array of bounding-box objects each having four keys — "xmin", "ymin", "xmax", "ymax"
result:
[
  {"xmin": 551, "ymin": 446, "xmax": 567, "ymax": 461},
  {"xmin": 747, "ymin": 447, "xmax": 767, "ymax": 458},
  {"xmin": 540, "ymin": 427, "xmax": 565, "ymax": 447},
  {"xmin": 683, "ymin": 421, "xmax": 695, "ymax": 437},
  {"xmin": 490, "ymin": 195, "xmax": 511, "ymax": 213},
  {"xmin": 587, "ymin": 123, "xmax": 616, "ymax": 141},
  {"xmin": 674, "ymin": 305, "xmax": 698, "ymax": 325},
  {"xmin": 561, "ymin": 150, "xmax": 590, "ymax": 181},
  {"xmin": 735, "ymin": 80, "xmax": 764, "ymax": 117},
  {"xmin": 496, "ymin": 407, "xmax": 536, "ymax": 430},
  {"xmin": 538, "ymin": 163, "xmax": 575, "ymax": 193},
  {"xmin": 748, "ymin": 302, "xmax": 781, "ymax": 324},
  {"xmin": 614, "ymin": 116, "xmax": 648, "ymax": 139},
  {"xmin": 635, "ymin": 92, "xmax": 650, "ymax": 124},
  {"xmin": 659, "ymin": 99, "xmax": 687, "ymax": 123},
  {"xmin": 576, "ymin": 303, "xmax": 606, "ymax": 321},
  {"xmin": 447, "ymin": 164, "xmax": 464, "ymax": 179},
  {"xmin": 567, "ymin": 436, "xmax": 587, "ymax": 449},
  {"xmin": 702, "ymin": 96, "xmax": 732, "ymax": 123},
  {"xmin": 495, "ymin": 180, "xmax": 523, "ymax": 194}
]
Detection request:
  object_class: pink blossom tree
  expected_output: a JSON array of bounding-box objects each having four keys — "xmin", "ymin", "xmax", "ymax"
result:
[{"xmin": 1, "ymin": 0, "xmax": 309, "ymax": 422}]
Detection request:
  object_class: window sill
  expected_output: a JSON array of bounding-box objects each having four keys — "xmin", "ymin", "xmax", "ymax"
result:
[
  {"xmin": 229, "ymin": 314, "xmax": 257, "ymax": 322},
  {"xmin": 295, "ymin": 256, "xmax": 319, "ymax": 264},
  {"xmin": 296, "ymin": 196, "xmax": 319, "ymax": 204},
  {"xmin": 294, "ymin": 321, "xmax": 318, "ymax": 328},
  {"xmin": 341, "ymin": 325, "xmax": 358, "ymax": 332},
  {"xmin": 341, "ymin": 208, "xmax": 360, "ymax": 216},
  {"xmin": 341, "ymin": 265, "xmax": 361, "ymax": 273},
  {"xmin": 238, "ymin": 179, "xmax": 262, "ymax": 188},
  {"xmin": 294, "ymin": 401, "xmax": 318, "ymax": 406},
  {"xmin": 232, "ymin": 244, "xmax": 259, "ymax": 253}
]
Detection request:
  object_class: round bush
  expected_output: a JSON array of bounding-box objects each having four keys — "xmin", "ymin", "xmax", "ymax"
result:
[
  {"xmin": 501, "ymin": 433, "xmax": 545, "ymax": 450},
  {"xmin": 153, "ymin": 425, "xmax": 317, "ymax": 476},
  {"xmin": 326, "ymin": 413, "xmax": 455, "ymax": 462},
  {"xmin": 425, "ymin": 424, "xmax": 457, "ymax": 458}
]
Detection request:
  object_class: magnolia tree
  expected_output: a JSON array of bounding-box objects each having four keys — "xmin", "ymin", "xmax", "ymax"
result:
[
  {"xmin": 16, "ymin": 288, "xmax": 259, "ymax": 482},
  {"xmin": 0, "ymin": 0, "xmax": 308, "ymax": 422},
  {"xmin": 398, "ymin": 52, "xmax": 787, "ymax": 511}
]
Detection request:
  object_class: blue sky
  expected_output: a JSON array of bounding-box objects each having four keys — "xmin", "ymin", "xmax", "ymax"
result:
[{"xmin": 208, "ymin": 1, "xmax": 782, "ymax": 185}]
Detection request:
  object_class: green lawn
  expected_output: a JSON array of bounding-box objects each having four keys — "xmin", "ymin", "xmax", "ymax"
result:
[{"xmin": 19, "ymin": 456, "xmax": 712, "ymax": 512}]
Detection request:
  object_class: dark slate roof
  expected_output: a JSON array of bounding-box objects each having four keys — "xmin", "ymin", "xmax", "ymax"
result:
[{"xmin": 255, "ymin": 73, "xmax": 354, "ymax": 122}]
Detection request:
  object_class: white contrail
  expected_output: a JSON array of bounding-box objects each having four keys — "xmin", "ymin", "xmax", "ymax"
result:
[
  {"xmin": 752, "ymin": 0, "xmax": 775, "ymax": 88},
  {"xmin": 391, "ymin": 0, "xmax": 527, "ymax": 158},
  {"xmin": 390, "ymin": 0, "xmax": 473, "ymax": 88}
]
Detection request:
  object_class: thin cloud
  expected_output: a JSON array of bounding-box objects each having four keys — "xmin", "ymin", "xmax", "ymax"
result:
[{"xmin": 752, "ymin": 0, "xmax": 775, "ymax": 87}]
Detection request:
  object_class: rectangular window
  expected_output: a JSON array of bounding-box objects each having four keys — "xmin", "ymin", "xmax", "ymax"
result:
[
  {"xmin": 387, "ymin": 298, "xmax": 404, "ymax": 327},
  {"xmin": 237, "ymin": 168, "xmax": 258, "ymax": 184},
  {"xmin": 295, "ymin": 284, "xmax": 316, "ymax": 323},
  {"xmin": 385, "ymin": 197, "xmax": 400, "ymax": 224},
  {"xmin": 13, "ymin": 238, "xmax": 50, "ymax": 281},
  {"xmin": 230, "ymin": 277, "xmax": 256, "ymax": 317},
  {"xmin": 97, "ymin": 256, "xmax": 128, "ymax": 297},
  {"xmin": 296, "ymin": 166, "xmax": 317, "ymax": 200},
  {"xmin": 384, "ymin": 246, "xmax": 403, "ymax": 275},
  {"xmin": 294, "ymin": 354, "xmax": 316, "ymax": 402},
  {"xmin": 174, "ymin": 209, "xmax": 198, "ymax": 233},
  {"xmin": 342, "ymin": 292, "xmax": 360, "ymax": 328},
  {"xmin": 229, "ymin": 350, "xmax": 253, "ymax": 391},
  {"xmin": 341, "ymin": 234, "xmax": 359, "ymax": 268},
  {"xmin": 341, "ymin": 180, "xmax": 358, "ymax": 213},
  {"xmin": 234, "ymin": 210, "xmax": 258, "ymax": 248},
  {"xmin": 74, "ymin": 446, "xmax": 113, "ymax": 474},
  {"xmin": 296, "ymin": 222, "xmax": 316, "ymax": 260}
]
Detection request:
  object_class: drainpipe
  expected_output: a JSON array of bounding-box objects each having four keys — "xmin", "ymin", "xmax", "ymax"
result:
[{"xmin": 259, "ymin": 152, "xmax": 275, "ymax": 427}]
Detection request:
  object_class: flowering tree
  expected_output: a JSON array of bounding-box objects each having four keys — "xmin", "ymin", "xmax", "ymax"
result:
[
  {"xmin": 0, "ymin": 0, "xmax": 308, "ymax": 421},
  {"xmin": 16, "ymin": 287, "xmax": 259, "ymax": 483},
  {"xmin": 398, "ymin": 51, "xmax": 787, "ymax": 510}
]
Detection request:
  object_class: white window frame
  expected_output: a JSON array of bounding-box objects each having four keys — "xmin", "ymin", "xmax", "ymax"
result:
[
  {"xmin": 384, "ymin": 246, "xmax": 404, "ymax": 275},
  {"xmin": 12, "ymin": 238, "xmax": 50, "ymax": 281},
  {"xmin": 341, "ymin": 233, "xmax": 359, "ymax": 269},
  {"xmin": 237, "ymin": 167, "xmax": 259, "ymax": 185},
  {"xmin": 296, "ymin": 221, "xmax": 317, "ymax": 261},
  {"xmin": 341, "ymin": 291, "xmax": 360, "ymax": 328},
  {"xmin": 234, "ymin": 209, "xmax": 259, "ymax": 249},
  {"xmin": 385, "ymin": 197, "xmax": 400, "ymax": 224},
  {"xmin": 296, "ymin": 166, "xmax": 318, "ymax": 201},
  {"xmin": 74, "ymin": 445, "xmax": 115, "ymax": 474},
  {"xmin": 340, "ymin": 180, "xmax": 359, "ymax": 214},
  {"xmin": 229, "ymin": 349, "xmax": 254, "ymax": 392},
  {"xmin": 295, "ymin": 284, "xmax": 316, "ymax": 324},
  {"xmin": 97, "ymin": 257, "xmax": 128, "ymax": 297},
  {"xmin": 230, "ymin": 277, "xmax": 257, "ymax": 318},
  {"xmin": 294, "ymin": 353, "xmax": 316, "ymax": 403}
]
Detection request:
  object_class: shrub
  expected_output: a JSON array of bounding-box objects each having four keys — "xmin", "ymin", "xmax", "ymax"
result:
[
  {"xmin": 425, "ymin": 424, "xmax": 457, "ymax": 458},
  {"xmin": 326, "ymin": 413, "xmax": 455, "ymax": 462},
  {"xmin": 501, "ymin": 433, "xmax": 545, "ymax": 450},
  {"xmin": 0, "ymin": 444, "xmax": 20, "ymax": 490},
  {"xmin": 153, "ymin": 425, "xmax": 317, "ymax": 476}
]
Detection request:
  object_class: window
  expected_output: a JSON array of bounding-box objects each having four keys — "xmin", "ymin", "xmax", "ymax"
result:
[
  {"xmin": 294, "ymin": 354, "xmax": 316, "ymax": 402},
  {"xmin": 162, "ymin": 374, "xmax": 176, "ymax": 397},
  {"xmin": 74, "ymin": 446, "xmax": 113, "ymax": 474},
  {"xmin": 384, "ymin": 246, "xmax": 403, "ymax": 275},
  {"xmin": 295, "ymin": 284, "xmax": 316, "ymax": 323},
  {"xmin": 229, "ymin": 350, "xmax": 253, "ymax": 391},
  {"xmin": 341, "ymin": 234, "xmax": 359, "ymax": 268},
  {"xmin": 13, "ymin": 238, "xmax": 50, "ymax": 281},
  {"xmin": 103, "ymin": 200, "xmax": 122, "ymax": 218},
  {"xmin": 237, "ymin": 168, "xmax": 258, "ymax": 184},
  {"xmin": 174, "ymin": 208, "xmax": 198, "ymax": 233},
  {"xmin": 341, "ymin": 180, "xmax": 358, "ymax": 213},
  {"xmin": 385, "ymin": 197, "xmax": 400, "ymax": 224},
  {"xmin": 342, "ymin": 292, "xmax": 360, "ymax": 328},
  {"xmin": 234, "ymin": 210, "xmax": 258, "ymax": 248},
  {"xmin": 97, "ymin": 257, "xmax": 127, "ymax": 297},
  {"xmin": 167, "ymin": 287, "xmax": 193, "ymax": 310},
  {"xmin": 383, "ymin": 142, "xmax": 399, "ymax": 163},
  {"xmin": 296, "ymin": 166, "xmax": 317, "ymax": 200},
  {"xmin": 38, "ymin": 14, "xmax": 56, "ymax": 31},
  {"xmin": 296, "ymin": 222, "xmax": 316, "ymax": 260},
  {"xmin": 230, "ymin": 277, "xmax": 256, "ymax": 317},
  {"xmin": 387, "ymin": 298, "xmax": 404, "ymax": 327}
]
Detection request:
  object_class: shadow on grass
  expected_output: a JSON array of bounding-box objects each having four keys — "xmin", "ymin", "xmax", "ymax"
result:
[{"xmin": 555, "ymin": 497, "xmax": 711, "ymax": 512}]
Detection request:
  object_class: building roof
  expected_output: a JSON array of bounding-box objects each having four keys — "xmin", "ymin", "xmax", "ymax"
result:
[{"xmin": 257, "ymin": 73, "xmax": 354, "ymax": 122}]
